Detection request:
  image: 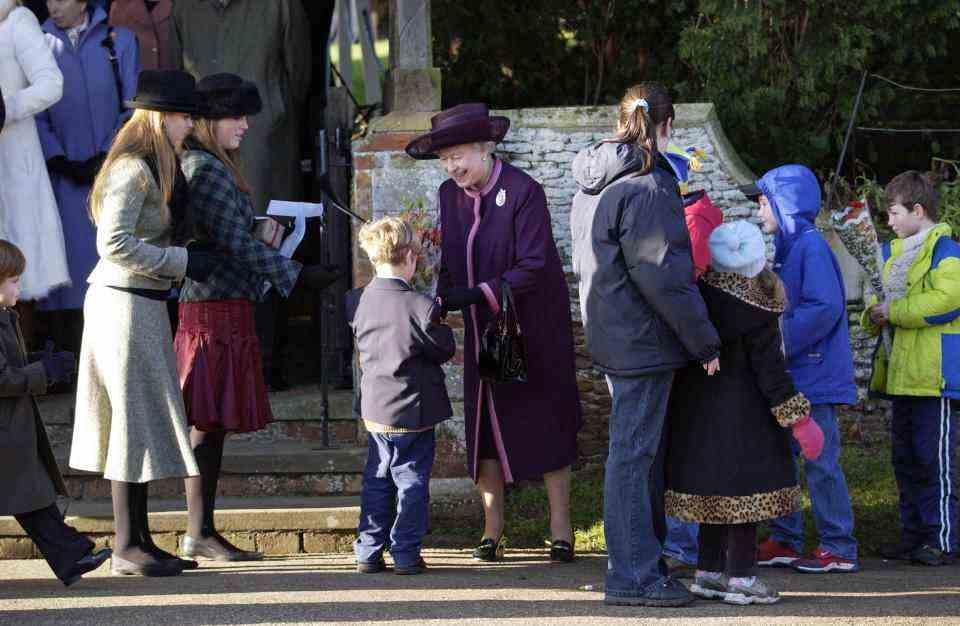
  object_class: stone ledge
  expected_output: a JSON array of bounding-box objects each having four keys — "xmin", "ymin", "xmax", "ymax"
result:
[
  {"xmin": 365, "ymin": 103, "xmax": 722, "ymax": 137},
  {"xmin": 0, "ymin": 496, "xmax": 361, "ymax": 536},
  {"xmin": 36, "ymin": 387, "xmax": 357, "ymax": 426}
]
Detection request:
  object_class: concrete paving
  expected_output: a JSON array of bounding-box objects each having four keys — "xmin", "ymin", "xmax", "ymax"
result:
[{"xmin": 1, "ymin": 550, "xmax": 959, "ymax": 625}]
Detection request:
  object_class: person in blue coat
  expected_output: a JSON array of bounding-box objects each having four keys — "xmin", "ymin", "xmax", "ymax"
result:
[
  {"xmin": 36, "ymin": 0, "xmax": 138, "ymax": 328},
  {"xmin": 740, "ymin": 164, "xmax": 860, "ymax": 573}
]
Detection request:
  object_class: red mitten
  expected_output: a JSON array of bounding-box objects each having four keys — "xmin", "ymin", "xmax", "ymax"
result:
[{"xmin": 791, "ymin": 415, "xmax": 824, "ymax": 461}]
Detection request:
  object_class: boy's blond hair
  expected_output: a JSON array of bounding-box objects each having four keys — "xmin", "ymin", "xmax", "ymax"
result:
[
  {"xmin": 0, "ymin": 239, "xmax": 26, "ymax": 281},
  {"xmin": 358, "ymin": 216, "xmax": 419, "ymax": 266}
]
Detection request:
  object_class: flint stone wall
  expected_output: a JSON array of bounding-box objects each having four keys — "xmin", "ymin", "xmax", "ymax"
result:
[{"xmin": 352, "ymin": 104, "xmax": 885, "ymax": 484}]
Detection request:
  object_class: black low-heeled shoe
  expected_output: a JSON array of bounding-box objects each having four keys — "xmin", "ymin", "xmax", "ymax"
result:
[
  {"xmin": 472, "ymin": 535, "xmax": 506, "ymax": 562},
  {"xmin": 61, "ymin": 548, "xmax": 112, "ymax": 586},
  {"xmin": 549, "ymin": 539, "xmax": 575, "ymax": 563}
]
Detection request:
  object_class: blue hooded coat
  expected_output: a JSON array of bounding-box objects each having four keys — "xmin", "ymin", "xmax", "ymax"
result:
[
  {"xmin": 36, "ymin": 5, "xmax": 139, "ymax": 310},
  {"xmin": 758, "ymin": 164, "xmax": 857, "ymax": 406}
]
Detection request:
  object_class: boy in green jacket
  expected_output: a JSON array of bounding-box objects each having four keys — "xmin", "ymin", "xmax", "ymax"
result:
[{"xmin": 863, "ymin": 171, "xmax": 960, "ymax": 565}]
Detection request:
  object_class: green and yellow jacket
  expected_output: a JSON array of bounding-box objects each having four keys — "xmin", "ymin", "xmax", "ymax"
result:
[{"xmin": 862, "ymin": 223, "xmax": 960, "ymax": 398}]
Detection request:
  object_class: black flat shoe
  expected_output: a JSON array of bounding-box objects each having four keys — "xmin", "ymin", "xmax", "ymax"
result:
[
  {"xmin": 357, "ymin": 559, "xmax": 387, "ymax": 574},
  {"xmin": 472, "ymin": 536, "xmax": 506, "ymax": 562},
  {"xmin": 111, "ymin": 554, "xmax": 184, "ymax": 577},
  {"xmin": 61, "ymin": 548, "xmax": 112, "ymax": 586},
  {"xmin": 181, "ymin": 535, "xmax": 264, "ymax": 562},
  {"xmin": 549, "ymin": 539, "xmax": 575, "ymax": 563}
]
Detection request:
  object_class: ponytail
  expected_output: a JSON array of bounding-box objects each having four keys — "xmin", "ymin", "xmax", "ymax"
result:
[{"xmin": 605, "ymin": 83, "xmax": 675, "ymax": 176}]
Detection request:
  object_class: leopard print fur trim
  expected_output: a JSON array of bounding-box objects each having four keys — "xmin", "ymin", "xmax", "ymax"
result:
[
  {"xmin": 702, "ymin": 270, "xmax": 786, "ymax": 313},
  {"xmin": 771, "ymin": 393, "xmax": 811, "ymax": 427},
  {"xmin": 665, "ymin": 486, "xmax": 802, "ymax": 524}
]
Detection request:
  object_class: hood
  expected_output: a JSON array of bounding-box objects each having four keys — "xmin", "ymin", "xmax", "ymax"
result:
[
  {"xmin": 757, "ymin": 164, "xmax": 821, "ymax": 240},
  {"xmin": 0, "ymin": 0, "xmax": 18, "ymax": 23},
  {"xmin": 572, "ymin": 141, "xmax": 649, "ymax": 195}
]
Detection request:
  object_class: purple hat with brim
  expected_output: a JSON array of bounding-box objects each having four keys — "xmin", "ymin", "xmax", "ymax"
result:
[{"xmin": 405, "ymin": 103, "xmax": 510, "ymax": 160}]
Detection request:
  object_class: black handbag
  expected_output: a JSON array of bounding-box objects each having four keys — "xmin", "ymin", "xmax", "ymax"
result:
[{"xmin": 478, "ymin": 279, "xmax": 528, "ymax": 383}]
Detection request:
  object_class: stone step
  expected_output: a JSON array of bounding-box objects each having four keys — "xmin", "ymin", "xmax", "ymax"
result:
[
  {"xmin": 60, "ymin": 441, "xmax": 368, "ymax": 501},
  {"xmin": 0, "ymin": 496, "xmax": 361, "ymax": 559},
  {"xmin": 37, "ymin": 386, "xmax": 361, "ymax": 457}
]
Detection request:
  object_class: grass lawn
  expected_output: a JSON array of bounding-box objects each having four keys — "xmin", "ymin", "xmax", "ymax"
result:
[{"xmin": 431, "ymin": 444, "xmax": 901, "ymax": 556}]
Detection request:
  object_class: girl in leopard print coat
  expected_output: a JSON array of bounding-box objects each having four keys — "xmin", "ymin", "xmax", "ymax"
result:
[{"xmin": 664, "ymin": 221, "xmax": 824, "ymax": 605}]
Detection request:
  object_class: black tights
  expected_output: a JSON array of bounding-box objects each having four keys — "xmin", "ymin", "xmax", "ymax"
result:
[
  {"xmin": 697, "ymin": 523, "xmax": 758, "ymax": 578},
  {"xmin": 185, "ymin": 428, "xmax": 230, "ymax": 542},
  {"xmin": 111, "ymin": 481, "xmax": 177, "ymax": 565}
]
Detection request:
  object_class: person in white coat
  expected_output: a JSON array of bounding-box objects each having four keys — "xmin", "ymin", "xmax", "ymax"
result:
[{"xmin": 0, "ymin": 0, "xmax": 70, "ymax": 301}]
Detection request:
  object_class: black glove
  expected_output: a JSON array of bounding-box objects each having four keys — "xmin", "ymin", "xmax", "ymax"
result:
[
  {"xmin": 185, "ymin": 250, "xmax": 224, "ymax": 282},
  {"xmin": 77, "ymin": 152, "xmax": 107, "ymax": 183},
  {"xmin": 299, "ymin": 264, "xmax": 342, "ymax": 291},
  {"xmin": 40, "ymin": 341, "xmax": 76, "ymax": 386},
  {"xmin": 438, "ymin": 286, "xmax": 485, "ymax": 311},
  {"xmin": 46, "ymin": 155, "xmax": 74, "ymax": 178}
]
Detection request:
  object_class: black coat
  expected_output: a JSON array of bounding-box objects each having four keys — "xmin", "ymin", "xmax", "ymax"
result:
[
  {"xmin": 665, "ymin": 271, "xmax": 810, "ymax": 525},
  {"xmin": 0, "ymin": 309, "xmax": 67, "ymax": 515},
  {"xmin": 571, "ymin": 142, "xmax": 720, "ymax": 376},
  {"xmin": 345, "ymin": 278, "xmax": 455, "ymax": 430}
]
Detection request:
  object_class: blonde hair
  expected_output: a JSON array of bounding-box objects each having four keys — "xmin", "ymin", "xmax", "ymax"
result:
[
  {"xmin": 89, "ymin": 109, "xmax": 178, "ymax": 225},
  {"xmin": 605, "ymin": 83, "xmax": 675, "ymax": 177},
  {"xmin": 189, "ymin": 117, "xmax": 252, "ymax": 193},
  {"xmin": 358, "ymin": 216, "xmax": 419, "ymax": 266}
]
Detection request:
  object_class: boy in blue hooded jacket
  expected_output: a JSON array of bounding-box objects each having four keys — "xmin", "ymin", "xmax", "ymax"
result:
[{"xmin": 740, "ymin": 165, "xmax": 860, "ymax": 573}]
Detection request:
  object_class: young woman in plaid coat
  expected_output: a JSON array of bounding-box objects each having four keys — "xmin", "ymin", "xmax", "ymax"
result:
[{"xmin": 174, "ymin": 73, "xmax": 337, "ymax": 562}]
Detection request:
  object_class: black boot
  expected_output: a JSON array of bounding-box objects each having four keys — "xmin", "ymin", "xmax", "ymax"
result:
[
  {"xmin": 182, "ymin": 429, "xmax": 263, "ymax": 562},
  {"xmin": 110, "ymin": 481, "xmax": 182, "ymax": 577}
]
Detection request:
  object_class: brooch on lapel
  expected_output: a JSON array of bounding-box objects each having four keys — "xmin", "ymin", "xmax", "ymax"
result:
[{"xmin": 496, "ymin": 188, "xmax": 507, "ymax": 207}]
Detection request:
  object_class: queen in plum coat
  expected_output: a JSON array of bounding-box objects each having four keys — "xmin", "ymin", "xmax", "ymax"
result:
[{"xmin": 406, "ymin": 103, "xmax": 582, "ymax": 562}]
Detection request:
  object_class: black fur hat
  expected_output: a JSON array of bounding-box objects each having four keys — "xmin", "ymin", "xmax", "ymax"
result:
[{"xmin": 196, "ymin": 73, "xmax": 262, "ymax": 120}]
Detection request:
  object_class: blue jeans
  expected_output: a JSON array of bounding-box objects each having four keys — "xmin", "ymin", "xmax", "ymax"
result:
[
  {"xmin": 604, "ymin": 372, "xmax": 674, "ymax": 597},
  {"xmin": 768, "ymin": 404, "xmax": 858, "ymax": 560},
  {"xmin": 354, "ymin": 429, "xmax": 435, "ymax": 568},
  {"xmin": 664, "ymin": 518, "xmax": 699, "ymax": 566}
]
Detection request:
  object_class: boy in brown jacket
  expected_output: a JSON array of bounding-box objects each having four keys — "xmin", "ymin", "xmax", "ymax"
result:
[{"xmin": 0, "ymin": 239, "xmax": 110, "ymax": 585}]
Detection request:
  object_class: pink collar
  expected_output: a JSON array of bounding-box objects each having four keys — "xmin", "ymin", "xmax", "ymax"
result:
[{"xmin": 463, "ymin": 157, "xmax": 502, "ymax": 200}]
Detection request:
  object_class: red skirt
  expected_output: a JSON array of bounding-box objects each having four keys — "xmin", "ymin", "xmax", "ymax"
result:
[{"xmin": 174, "ymin": 300, "xmax": 274, "ymax": 433}]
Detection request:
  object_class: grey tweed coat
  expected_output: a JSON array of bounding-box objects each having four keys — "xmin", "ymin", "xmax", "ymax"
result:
[{"xmin": 70, "ymin": 157, "xmax": 199, "ymax": 483}]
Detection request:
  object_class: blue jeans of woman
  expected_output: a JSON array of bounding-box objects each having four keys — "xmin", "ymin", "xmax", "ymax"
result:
[{"xmin": 604, "ymin": 372, "xmax": 674, "ymax": 597}]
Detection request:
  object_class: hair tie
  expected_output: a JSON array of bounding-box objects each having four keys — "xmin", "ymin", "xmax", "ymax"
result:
[{"xmin": 631, "ymin": 98, "xmax": 649, "ymax": 114}]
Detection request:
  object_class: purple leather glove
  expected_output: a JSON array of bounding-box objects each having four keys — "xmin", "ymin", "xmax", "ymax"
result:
[{"xmin": 791, "ymin": 415, "xmax": 824, "ymax": 461}]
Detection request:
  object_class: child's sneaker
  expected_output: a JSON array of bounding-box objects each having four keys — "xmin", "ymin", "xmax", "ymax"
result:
[
  {"xmin": 690, "ymin": 572, "xmax": 728, "ymax": 600},
  {"xmin": 910, "ymin": 544, "xmax": 956, "ymax": 566},
  {"xmin": 792, "ymin": 548, "xmax": 859, "ymax": 573},
  {"xmin": 724, "ymin": 576, "xmax": 781, "ymax": 605},
  {"xmin": 757, "ymin": 538, "xmax": 801, "ymax": 567}
]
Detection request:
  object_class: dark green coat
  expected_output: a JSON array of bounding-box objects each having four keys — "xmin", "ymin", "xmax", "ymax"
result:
[
  {"xmin": 171, "ymin": 0, "xmax": 312, "ymax": 214},
  {"xmin": 0, "ymin": 309, "xmax": 67, "ymax": 515}
]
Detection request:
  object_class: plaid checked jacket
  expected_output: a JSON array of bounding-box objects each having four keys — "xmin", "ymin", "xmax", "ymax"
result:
[{"xmin": 179, "ymin": 149, "xmax": 301, "ymax": 302}]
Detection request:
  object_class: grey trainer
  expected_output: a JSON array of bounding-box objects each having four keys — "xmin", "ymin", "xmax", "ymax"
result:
[
  {"xmin": 724, "ymin": 577, "xmax": 781, "ymax": 605},
  {"xmin": 690, "ymin": 573, "xmax": 729, "ymax": 601}
]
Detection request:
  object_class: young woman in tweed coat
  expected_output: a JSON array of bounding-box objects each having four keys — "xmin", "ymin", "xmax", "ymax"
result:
[
  {"xmin": 69, "ymin": 70, "xmax": 223, "ymax": 577},
  {"xmin": 175, "ymin": 73, "xmax": 338, "ymax": 562}
]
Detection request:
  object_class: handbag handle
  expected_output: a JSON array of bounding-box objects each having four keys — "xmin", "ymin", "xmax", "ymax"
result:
[{"xmin": 498, "ymin": 279, "xmax": 520, "ymax": 337}]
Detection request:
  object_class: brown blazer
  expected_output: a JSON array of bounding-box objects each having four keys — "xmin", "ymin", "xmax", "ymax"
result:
[
  {"xmin": 345, "ymin": 278, "xmax": 456, "ymax": 430},
  {"xmin": 109, "ymin": 0, "xmax": 174, "ymax": 71},
  {"xmin": 0, "ymin": 309, "xmax": 67, "ymax": 515}
]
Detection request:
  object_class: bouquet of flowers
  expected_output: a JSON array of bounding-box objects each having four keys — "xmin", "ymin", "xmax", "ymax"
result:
[
  {"xmin": 830, "ymin": 193, "xmax": 892, "ymax": 353},
  {"xmin": 398, "ymin": 197, "xmax": 442, "ymax": 295}
]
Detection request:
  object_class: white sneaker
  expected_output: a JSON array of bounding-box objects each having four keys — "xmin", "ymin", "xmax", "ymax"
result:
[{"xmin": 690, "ymin": 573, "xmax": 729, "ymax": 601}]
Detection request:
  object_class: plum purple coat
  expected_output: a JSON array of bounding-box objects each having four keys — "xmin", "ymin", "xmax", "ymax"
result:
[{"xmin": 437, "ymin": 158, "xmax": 582, "ymax": 483}]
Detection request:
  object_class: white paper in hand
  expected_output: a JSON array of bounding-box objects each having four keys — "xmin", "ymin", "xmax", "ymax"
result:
[{"xmin": 261, "ymin": 200, "xmax": 324, "ymax": 296}]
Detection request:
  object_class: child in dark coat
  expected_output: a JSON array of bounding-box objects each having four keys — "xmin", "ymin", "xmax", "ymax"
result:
[
  {"xmin": 666, "ymin": 221, "xmax": 824, "ymax": 605},
  {"xmin": 345, "ymin": 217, "xmax": 456, "ymax": 575},
  {"xmin": 0, "ymin": 239, "xmax": 111, "ymax": 585}
]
